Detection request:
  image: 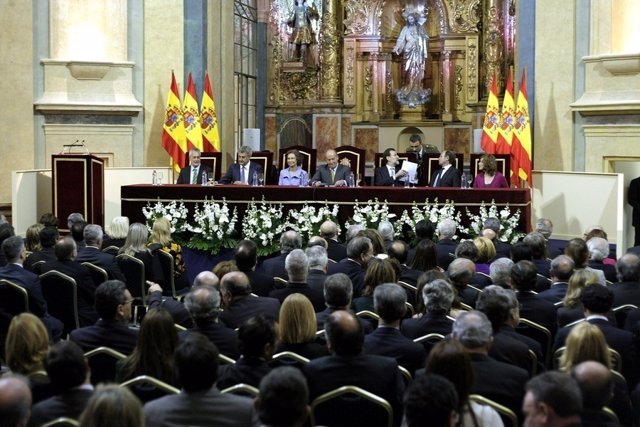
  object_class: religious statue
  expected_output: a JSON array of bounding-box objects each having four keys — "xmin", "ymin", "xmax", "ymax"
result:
[
  {"xmin": 287, "ymin": 0, "xmax": 319, "ymax": 64},
  {"xmin": 392, "ymin": 7, "xmax": 432, "ymax": 108}
]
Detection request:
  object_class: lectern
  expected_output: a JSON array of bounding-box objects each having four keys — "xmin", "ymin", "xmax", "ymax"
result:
[{"xmin": 52, "ymin": 154, "xmax": 104, "ymax": 232}]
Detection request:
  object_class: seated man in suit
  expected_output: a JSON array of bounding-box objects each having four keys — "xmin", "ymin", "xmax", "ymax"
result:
[
  {"xmin": 310, "ymin": 148, "xmax": 351, "ymax": 187},
  {"xmin": 328, "ymin": 236, "xmax": 374, "ymax": 297},
  {"xmin": 319, "ymin": 220, "xmax": 346, "ymax": 262},
  {"xmin": 374, "ymin": 148, "xmax": 408, "ymax": 186},
  {"xmin": 24, "ymin": 226, "xmax": 58, "ymax": 273},
  {"xmin": 511, "ymin": 259, "xmax": 557, "ymax": 336},
  {"xmin": 404, "ymin": 374, "xmax": 459, "ymax": 427},
  {"xmin": 260, "ymin": 230, "xmax": 302, "ymax": 280},
  {"xmin": 430, "ymin": 150, "xmax": 461, "ymax": 188},
  {"xmin": 401, "ymin": 278, "xmax": 455, "ymax": 339},
  {"xmin": 611, "ymin": 253, "xmax": 640, "ymax": 307},
  {"xmin": 537, "ymin": 255, "xmax": 575, "ymax": 303},
  {"xmin": 75, "ymin": 224, "xmax": 126, "ymax": 282},
  {"xmin": 219, "ymin": 271, "xmax": 280, "ymax": 329},
  {"xmin": 435, "ymin": 219, "xmax": 458, "ymax": 270},
  {"xmin": 255, "ymin": 367, "xmax": 310, "ymax": 427},
  {"xmin": 217, "ymin": 145, "xmax": 262, "ymax": 185},
  {"xmin": 305, "ymin": 245, "xmax": 328, "ymax": 294},
  {"xmin": 522, "ymin": 371, "xmax": 583, "ymax": 427},
  {"xmin": 315, "ymin": 273, "xmax": 372, "ymax": 334},
  {"xmin": 144, "ymin": 333, "xmax": 255, "ymax": 427},
  {"xmin": 269, "ymin": 249, "xmax": 325, "ymax": 312},
  {"xmin": 234, "ymin": 239, "xmax": 274, "ymax": 297},
  {"xmin": 176, "ymin": 148, "xmax": 212, "ymax": 185},
  {"xmin": 28, "ymin": 340, "xmax": 94, "ymax": 426},
  {"xmin": 0, "ymin": 376, "xmax": 31, "ymax": 427}
]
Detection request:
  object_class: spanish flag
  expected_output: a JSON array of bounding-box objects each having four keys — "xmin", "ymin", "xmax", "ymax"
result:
[
  {"xmin": 497, "ymin": 71, "xmax": 517, "ymax": 183},
  {"xmin": 161, "ymin": 72, "xmax": 187, "ymax": 173},
  {"xmin": 513, "ymin": 69, "xmax": 532, "ymax": 187},
  {"xmin": 183, "ymin": 73, "xmax": 203, "ymax": 152},
  {"xmin": 201, "ymin": 72, "xmax": 220, "ymax": 152},
  {"xmin": 480, "ymin": 74, "xmax": 500, "ymax": 154}
]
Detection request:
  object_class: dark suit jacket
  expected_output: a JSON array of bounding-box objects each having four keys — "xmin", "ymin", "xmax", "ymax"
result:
[
  {"xmin": 400, "ymin": 312, "xmax": 453, "ymax": 340},
  {"xmin": 269, "ymin": 282, "xmax": 325, "ymax": 312},
  {"xmin": 430, "ymin": 166, "xmax": 461, "ymax": 187},
  {"xmin": 610, "ymin": 281, "xmax": 640, "ymax": 307},
  {"xmin": 24, "ymin": 247, "xmax": 56, "ymax": 273},
  {"xmin": 303, "ymin": 353, "xmax": 406, "ymax": 426},
  {"xmin": 176, "ymin": 164, "xmax": 213, "ymax": 184},
  {"xmin": 307, "ymin": 269, "xmax": 328, "ymax": 294},
  {"xmin": 326, "ymin": 238, "xmax": 347, "ymax": 262},
  {"xmin": 498, "ymin": 325, "xmax": 544, "ymax": 374},
  {"xmin": 180, "ymin": 321, "xmax": 240, "ymax": 360},
  {"xmin": 217, "ymin": 356, "xmax": 272, "ymax": 389},
  {"xmin": 241, "ymin": 269, "xmax": 274, "ymax": 297},
  {"xmin": 147, "ymin": 291, "xmax": 193, "ymax": 328},
  {"xmin": 493, "ymin": 240, "xmax": 512, "ymax": 259},
  {"xmin": 589, "ymin": 260, "xmax": 618, "ymax": 283},
  {"xmin": 28, "ymin": 388, "xmax": 94, "ymax": 427},
  {"xmin": 435, "ymin": 239, "xmax": 457, "ymax": 270},
  {"xmin": 310, "ymin": 164, "xmax": 351, "ymax": 186},
  {"xmin": 489, "ymin": 329, "xmax": 536, "ymax": 375},
  {"xmin": 143, "ymin": 387, "xmax": 254, "ymax": 427},
  {"xmin": 75, "ymin": 246, "xmax": 126, "ymax": 282},
  {"xmin": 363, "ymin": 327, "xmax": 426, "ymax": 375},
  {"xmin": 258, "ymin": 252, "xmax": 288, "ymax": 280},
  {"xmin": 328, "ymin": 258, "xmax": 366, "ymax": 297},
  {"xmin": 218, "ymin": 295, "xmax": 280, "ymax": 329},
  {"xmin": 537, "ymin": 282, "xmax": 569, "ymax": 304},
  {"xmin": 315, "ymin": 307, "xmax": 373, "ymax": 334},
  {"xmin": 373, "ymin": 165, "xmax": 404, "ymax": 186},
  {"xmin": 275, "ymin": 339, "xmax": 329, "ymax": 360},
  {"xmin": 532, "ymin": 258, "xmax": 551, "ymax": 278},
  {"xmin": 218, "ymin": 161, "xmax": 262, "ymax": 185},
  {"xmin": 40, "ymin": 259, "xmax": 98, "ymax": 326},
  {"xmin": 516, "ymin": 291, "xmax": 558, "ymax": 336},
  {"xmin": 69, "ymin": 319, "xmax": 139, "ymax": 355}
]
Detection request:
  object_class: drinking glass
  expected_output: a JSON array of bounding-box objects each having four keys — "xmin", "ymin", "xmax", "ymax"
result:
[
  {"xmin": 156, "ymin": 171, "xmax": 164, "ymax": 185},
  {"xmin": 258, "ymin": 172, "xmax": 264, "ymax": 186}
]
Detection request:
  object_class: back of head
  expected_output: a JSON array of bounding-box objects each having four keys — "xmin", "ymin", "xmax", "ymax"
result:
[
  {"xmin": 212, "ymin": 260, "xmax": 238, "ymax": 280},
  {"xmin": 473, "ymin": 237, "xmax": 496, "ymax": 263},
  {"xmin": 454, "ymin": 240, "xmax": 478, "ymax": 262},
  {"xmin": 510, "ymin": 259, "xmax": 537, "ymax": 291},
  {"xmin": 77, "ymin": 384, "xmax": 143, "ymax": 427},
  {"xmin": 452, "ymin": 311, "xmax": 493, "ymax": 350},
  {"xmin": 580, "ymin": 284, "xmax": 613, "ymax": 314},
  {"xmin": 523, "ymin": 232, "xmax": 548, "ymax": 259},
  {"xmin": 447, "ymin": 257, "xmax": 475, "ymax": 287},
  {"xmin": 279, "ymin": 294, "xmax": 317, "ymax": 345},
  {"xmin": 616, "ymin": 253, "xmax": 640, "ymax": 282},
  {"xmin": 324, "ymin": 310, "xmax": 363, "ymax": 357},
  {"xmin": 426, "ymin": 339, "xmax": 473, "ymax": 406},
  {"xmin": 489, "ymin": 257, "xmax": 514, "ymax": 287},
  {"xmin": 39, "ymin": 226, "xmax": 60, "ymax": 248},
  {"xmin": 94, "ymin": 280, "xmax": 127, "ymax": 321},
  {"xmin": 121, "ymin": 223, "xmax": 149, "ymax": 255},
  {"xmin": 280, "ymin": 230, "xmax": 302, "ymax": 254},
  {"xmin": 346, "ymin": 235, "xmax": 371, "ymax": 259},
  {"xmin": 571, "ymin": 360, "xmax": 613, "ymax": 409},
  {"xmin": 586, "ymin": 237, "xmax": 609, "ymax": 261},
  {"xmin": 150, "ymin": 217, "xmax": 172, "ymax": 246},
  {"xmin": 0, "ymin": 375, "xmax": 32, "ymax": 427},
  {"xmin": 234, "ymin": 239, "xmax": 257, "ymax": 271},
  {"xmin": 307, "ymin": 236, "xmax": 327, "ymax": 249},
  {"xmin": 0, "ymin": 223, "xmax": 15, "ymax": 246},
  {"xmin": 510, "ymin": 241, "xmax": 533, "ymax": 262},
  {"xmin": 174, "ymin": 333, "xmax": 219, "ymax": 393},
  {"xmin": 410, "ymin": 238, "xmax": 437, "ymax": 271},
  {"xmin": 6, "ymin": 313, "xmax": 49, "ymax": 375},
  {"xmin": 377, "ymin": 221, "xmax": 394, "ymax": 241},
  {"xmin": 359, "ymin": 229, "xmax": 385, "ymax": 255},
  {"xmin": 2, "ymin": 235, "xmax": 24, "ymax": 263},
  {"xmin": 83, "ymin": 224, "xmax": 103, "ymax": 247},
  {"xmin": 323, "ymin": 273, "xmax": 353, "ymax": 308},
  {"xmin": 387, "ymin": 240, "xmax": 408, "ymax": 264},
  {"xmin": 373, "ymin": 283, "xmax": 406, "ymax": 323},
  {"xmin": 415, "ymin": 220, "xmax": 435, "ymax": 241},
  {"xmin": 482, "ymin": 217, "xmax": 501, "ymax": 235},
  {"xmin": 476, "ymin": 285, "xmax": 513, "ymax": 331},
  {"xmin": 306, "ymin": 245, "xmax": 328, "ymax": 269},
  {"xmin": 565, "ymin": 238, "xmax": 589, "ymax": 268},
  {"xmin": 551, "ymin": 255, "xmax": 575, "ymax": 281},
  {"xmin": 437, "ymin": 219, "xmax": 456, "ymax": 239},
  {"xmin": 54, "ymin": 237, "xmax": 76, "ymax": 261},
  {"xmin": 39, "ymin": 212, "xmax": 60, "ymax": 228},
  {"xmin": 185, "ymin": 287, "xmax": 221, "ymax": 322},
  {"xmin": 238, "ymin": 315, "xmax": 277, "ymax": 358},
  {"xmin": 362, "ymin": 258, "xmax": 396, "ymax": 296},
  {"xmin": 257, "ymin": 367, "xmax": 309, "ymax": 427},
  {"xmin": 345, "ymin": 224, "xmax": 365, "ymax": 242},
  {"xmin": 404, "ymin": 374, "xmax": 458, "ymax": 427},
  {"xmin": 67, "ymin": 213, "xmax": 85, "ymax": 229},
  {"xmin": 422, "ymin": 279, "xmax": 454, "ymax": 314},
  {"xmin": 562, "ymin": 322, "xmax": 611, "ymax": 371},
  {"xmin": 319, "ymin": 220, "xmax": 338, "ymax": 239},
  {"xmin": 70, "ymin": 221, "xmax": 86, "ymax": 243},
  {"xmin": 44, "ymin": 340, "xmax": 87, "ymax": 391},
  {"xmin": 525, "ymin": 371, "xmax": 583, "ymax": 419},
  {"xmin": 220, "ymin": 271, "xmax": 251, "ymax": 298},
  {"xmin": 107, "ymin": 216, "xmax": 130, "ymax": 239},
  {"xmin": 285, "ymin": 249, "xmax": 309, "ymax": 282},
  {"xmin": 193, "ymin": 270, "xmax": 220, "ymax": 289},
  {"xmin": 535, "ymin": 218, "xmax": 553, "ymax": 239}
]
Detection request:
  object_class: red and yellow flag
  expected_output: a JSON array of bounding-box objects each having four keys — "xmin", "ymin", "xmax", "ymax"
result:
[
  {"xmin": 498, "ymin": 71, "xmax": 517, "ymax": 184},
  {"xmin": 480, "ymin": 74, "xmax": 500, "ymax": 154},
  {"xmin": 161, "ymin": 72, "xmax": 187, "ymax": 173},
  {"xmin": 183, "ymin": 73, "xmax": 203, "ymax": 152},
  {"xmin": 513, "ymin": 69, "xmax": 533, "ymax": 187},
  {"xmin": 201, "ymin": 72, "xmax": 220, "ymax": 152}
]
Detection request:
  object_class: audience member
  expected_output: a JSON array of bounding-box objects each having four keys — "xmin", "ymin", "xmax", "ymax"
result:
[
  {"xmin": 328, "ymin": 235, "xmax": 373, "ymax": 296},
  {"xmin": 78, "ymin": 384, "xmax": 143, "ymax": 427},
  {"xmin": 447, "ymin": 257, "xmax": 480, "ymax": 309},
  {"xmin": 612, "ymin": 253, "xmax": 640, "ymax": 307},
  {"xmin": 412, "ymin": 270, "xmax": 448, "ymax": 316},
  {"xmin": 522, "ymin": 371, "xmax": 582, "ymax": 427},
  {"xmin": 260, "ymin": 230, "xmax": 302, "ymax": 279},
  {"xmin": 0, "ymin": 222, "xmax": 15, "ymax": 267},
  {"xmin": 143, "ymin": 334, "xmax": 254, "ymax": 427},
  {"xmin": 436, "ymin": 220, "xmax": 458, "ymax": 270},
  {"xmin": 473, "ymin": 237, "xmax": 496, "ymax": 275},
  {"xmin": 70, "ymin": 221, "xmax": 86, "ymax": 250},
  {"xmin": 102, "ymin": 216, "xmax": 129, "ymax": 250},
  {"xmin": 377, "ymin": 220, "xmax": 395, "ymax": 250},
  {"xmin": 276, "ymin": 293, "xmax": 328, "ymax": 360},
  {"xmin": 148, "ymin": 216, "xmax": 190, "ymax": 293},
  {"xmin": 39, "ymin": 213, "xmax": 59, "ymax": 228},
  {"xmin": 305, "ymin": 245, "xmax": 328, "ymax": 294},
  {"xmin": 0, "ymin": 375, "xmax": 32, "ymax": 427},
  {"xmin": 24, "ymin": 226, "xmax": 58, "ymax": 274},
  {"xmin": 537, "ymin": 255, "xmax": 574, "ymax": 303},
  {"xmin": 67, "ymin": 213, "xmax": 85, "ymax": 231},
  {"xmin": 24, "ymin": 223, "xmax": 44, "ymax": 253},
  {"xmin": 319, "ymin": 220, "xmax": 346, "ymax": 261},
  {"xmin": 406, "ymin": 219, "xmax": 435, "ymax": 263},
  {"xmin": 255, "ymin": 367, "xmax": 310, "ymax": 427},
  {"xmin": 535, "ymin": 218, "xmax": 562, "ymax": 258},
  {"xmin": 269, "ymin": 249, "xmax": 325, "ymax": 312},
  {"xmin": 219, "ymin": 271, "xmax": 280, "ymax": 329},
  {"xmin": 483, "ymin": 217, "xmax": 511, "ymax": 259},
  {"xmin": 409, "ymin": 238, "xmax": 439, "ymax": 275},
  {"xmin": 587, "ymin": 237, "xmax": 617, "ymax": 283},
  {"xmin": 345, "ymin": 223, "xmax": 365, "ymax": 243},
  {"xmin": 404, "ymin": 374, "xmax": 459, "ymax": 427},
  {"xmin": 352, "ymin": 257, "xmax": 396, "ymax": 313},
  {"xmin": 511, "ymin": 259, "xmax": 557, "ymax": 335},
  {"xmin": 565, "ymin": 237, "xmax": 606, "ymax": 285},
  {"xmin": 315, "ymin": 273, "xmax": 371, "ymax": 333},
  {"xmin": 523, "ymin": 231, "xmax": 552, "ymax": 279},
  {"xmin": 556, "ymin": 269, "xmax": 600, "ymax": 327},
  {"xmin": 119, "ymin": 222, "xmax": 162, "ymax": 282},
  {"xmin": 571, "ymin": 361, "xmax": 620, "ymax": 427},
  {"xmin": 75, "ymin": 224, "xmax": 126, "ymax": 281},
  {"xmin": 212, "ymin": 259, "xmax": 238, "ymax": 280},
  {"xmin": 489, "ymin": 257, "xmax": 513, "ymax": 288},
  {"xmin": 401, "ymin": 278, "xmax": 454, "ymax": 339},
  {"xmin": 234, "ymin": 239, "xmax": 274, "ymax": 297}
]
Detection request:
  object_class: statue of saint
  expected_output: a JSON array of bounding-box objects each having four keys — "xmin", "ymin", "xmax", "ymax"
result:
[
  {"xmin": 287, "ymin": 0, "xmax": 319, "ymax": 64},
  {"xmin": 392, "ymin": 9, "xmax": 432, "ymax": 107}
]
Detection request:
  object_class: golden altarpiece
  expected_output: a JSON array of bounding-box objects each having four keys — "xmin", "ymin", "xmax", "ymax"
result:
[{"xmin": 264, "ymin": 0, "xmax": 514, "ymax": 173}]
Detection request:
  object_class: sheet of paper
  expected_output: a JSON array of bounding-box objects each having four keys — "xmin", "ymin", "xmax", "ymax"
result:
[{"xmin": 400, "ymin": 160, "xmax": 418, "ymax": 183}]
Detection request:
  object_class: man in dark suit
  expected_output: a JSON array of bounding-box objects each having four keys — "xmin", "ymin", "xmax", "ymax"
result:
[
  {"xmin": 234, "ymin": 239, "xmax": 274, "ymax": 297},
  {"xmin": 328, "ymin": 235, "xmax": 373, "ymax": 297},
  {"xmin": 537, "ymin": 255, "xmax": 574, "ymax": 303},
  {"xmin": 303, "ymin": 310, "xmax": 406, "ymax": 426},
  {"xmin": 306, "ymin": 245, "xmax": 328, "ymax": 294},
  {"xmin": 310, "ymin": 148, "xmax": 351, "ymax": 187},
  {"xmin": 429, "ymin": 150, "xmax": 461, "ymax": 187},
  {"xmin": 511, "ymin": 260, "xmax": 558, "ymax": 336},
  {"xmin": 319, "ymin": 220, "xmax": 346, "ymax": 262},
  {"xmin": 0, "ymin": 236, "xmax": 63, "ymax": 341},
  {"xmin": 144, "ymin": 333, "xmax": 255, "ymax": 427},
  {"xmin": 452, "ymin": 310, "xmax": 529, "ymax": 420},
  {"xmin": 181, "ymin": 286, "xmax": 240, "ymax": 359},
  {"xmin": 611, "ymin": 253, "xmax": 640, "ymax": 307},
  {"xmin": 40, "ymin": 237, "xmax": 98, "ymax": 327},
  {"xmin": 315, "ymin": 273, "xmax": 372, "ymax": 334},
  {"xmin": 74, "ymin": 224, "xmax": 126, "ymax": 282},
  {"xmin": 269, "ymin": 249, "xmax": 325, "ymax": 312},
  {"xmin": 407, "ymin": 134, "xmax": 438, "ymax": 184},
  {"xmin": 28, "ymin": 340, "xmax": 94, "ymax": 427},
  {"xmin": 387, "ymin": 241, "xmax": 421, "ymax": 292},
  {"xmin": 259, "ymin": 230, "xmax": 302, "ymax": 280},
  {"xmin": 522, "ymin": 372, "xmax": 583, "ymax": 427},
  {"xmin": 69, "ymin": 280, "xmax": 139, "ymax": 355},
  {"xmin": 435, "ymin": 218, "xmax": 458, "ymax": 270},
  {"xmin": 217, "ymin": 145, "xmax": 263, "ymax": 185},
  {"xmin": 447, "ymin": 258, "xmax": 481, "ymax": 308},
  {"xmin": 628, "ymin": 176, "xmax": 640, "ymax": 247},
  {"xmin": 176, "ymin": 147, "xmax": 213, "ymax": 184},
  {"xmin": 363, "ymin": 283, "xmax": 425, "ymax": 375},
  {"xmin": 523, "ymin": 231, "xmax": 552, "ymax": 278},
  {"xmin": 401, "ymin": 279, "xmax": 455, "ymax": 339},
  {"xmin": 24, "ymin": 225, "xmax": 58, "ymax": 273},
  {"xmin": 373, "ymin": 148, "xmax": 408, "ymax": 186},
  {"xmin": 0, "ymin": 376, "xmax": 31, "ymax": 427},
  {"xmin": 534, "ymin": 217, "xmax": 563, "ymax": 258},
  {"xmin": 219, "ymin": 271, "xmax": 280, "ymax": 329},
  {"xmin": 483, "ymin": 217, "xmax": 512, "ymax": 259},
  {"xmin": 255, "ymin": 367, "xmax": 310, "ymax": 427}
]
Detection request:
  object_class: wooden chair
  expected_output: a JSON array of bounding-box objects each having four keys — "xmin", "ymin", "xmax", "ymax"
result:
[
  {"xmin": 119, "ymin": 374, "xmax": 180, "ymax": 403},
  {"xmin": 516, "ymin": 318, "xmax": 552, "ymax": 368},
  {"xmin": 335, "ymin": 146, "xmax": 366, "ymax": 185},
  {"xmin": 0, "ymin": 279, "xmax": 29, "ymax": 315},
  {"xmin": 310, "ymin": 385, "xmax": 393, "ymax": 427},
  {"xmin": 250, "ymin": 150, "xmax": 275, "ymax": 185},
  {"xmin": 469, "ymin": 153, "xmax": 511, "ymax": 186},
  {"xmin": 40, "ymin": 270, "xmax": 80, "ymax": 334},
  {"xmin": 155, "ymin": 250, "xmax": 177, "ymax": 298},
  {"xmin": 279, "ymin": 145, "xmax": 317, "ymax": 178},
  {"xmin": 81, "ymin": 262, "xmax": 108, "ymax": 287},
  {"xmin": 84, "ymin": 346, "xmax": 126, "ymax": 385},
  {"xmin": 116, "ymin": 254, "xmax": 147, "ymax": 304},
  {"xmin": 41, "ymin": 418, "xmax": 80, "ymax": 427},
  {"xmin": 469, "ymin": 394, "xmax": 518, "ymax": 427},
  {"xmin": 220, "ymin": 383, "xmax": 259, "ymax": 397}
]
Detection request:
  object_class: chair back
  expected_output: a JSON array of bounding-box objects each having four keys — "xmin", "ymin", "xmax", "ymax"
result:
[
  {"xmin": 40, "ymin": 270, "xmax": 79, "ymax": 334},
  {"xmin": 31, "ymin": 260, "xmax": 46, "ymax": 275},
  {"xmin": 279, "ymin": 145, "xmax": 317, "ymax": 177},
  {"xmin": 81, "ymin": 262, "xmax": 108, "ymax": 287},
  {"xmin": 154, "ymin": 249, "xmax": 176, "ymax": 298},
  {"xmin": 250, "ymin": 150, "xmax": 275, "ymax": 184},
  {"xmin": 334, "ymin": 146, "xmax": 366, "ymax": 184},
  {"xmin": 0, "ymin": 279, "xmax": 29, "ymax": 315},
  {"xmin": 310, "ymin": 385, "xmax": 393, "ymax": 427},
  {"xmin": 220, "ymin": 383, "xmax": 259, "ymax": 397},
  {"xmin": 119, "ymin": 374, "xmax": 180, "ymax": 403},
  {"xmin": 271, "ymin": 351, "xmax": 311, "ymax": 369},
  {"xmin": 469, "ymin": 153, "xmax": 511, "ymax": 186},
  {"xmin": 469, "ymin": 394, "xmax": 518, "ymax": 427},
  {"xmin": 102, "ymin": 246, "xmax": 119, "ymax": 255},
  {"xmin": 413, "ymin": 332, "xmax": 445, "ymax": 354},
  {"xmin": 116, "ymin": 254, "xmax": 146, "ymax": 304},
  {"xmin": 425, "ymin": 152, "xmax": 464, "ymax": 186},
  {"xmin": 516, "ymin": 317, "xmax": 552, "ymax": 368},
  {"xmin": 613, "ymin": 304, "xmax": 638, "ymax": 328},
  {"xmin": 41, "ymin": 418, "xmax": 80, "ymax": 427},
  {"xmin": 84, "ymin": 346, "xmax": 126, "ymax": 385}
]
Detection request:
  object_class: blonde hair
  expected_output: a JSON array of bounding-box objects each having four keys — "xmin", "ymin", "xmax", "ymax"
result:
[
  {"xmin": 25, "ymin": 223, "xmax": 44, "ymax": 252},
  {"xmin": 279, "ymin": 293, "xmax": 317, "ymax": 344},
  {"xmin": 473, "ymin": 236, "xmax": 496, "ymax": 263},
  {"xmin": 119, "ymin": 223, "xmax": 150, "ymax": 256},
  {"xmin": 562, "ymin": 269, "xmax": 599, "ymax": 308},
  {"xmin": 78, "ymin": 384, "xmax": 144, "ymax": 427},
  {"xmin": 5, "ymin": 313, "xmax": 49, "ymax": 375},
  {"xmin": 560, "ymin": 322, "xmax": 611, "ymax": 371},
  {"xmin": 107, "ymin": 216, "xmax": 130, "ymax": 239},
  {"xmin": 150, "ymin": 217, "xmax": 172, "ymax": 247}
]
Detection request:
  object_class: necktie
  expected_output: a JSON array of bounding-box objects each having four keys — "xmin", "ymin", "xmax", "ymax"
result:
[
  {"xmin": 240, "ymin": 166, "xmax": 246, "ymax": 183},
  {"xmin": 433, "ymin": 169, "xmax": 443, "ymax": 187},
  {"xmin": 389, "ymin": 167, "xmax": 395, "ymax": 178},
  {"xmin": 331, "ymin": 169, "xmax": 335, "ymax": 184},
  {"xmin": 191, "ymin": 168, "xmax": 198, "ymax": 184}
]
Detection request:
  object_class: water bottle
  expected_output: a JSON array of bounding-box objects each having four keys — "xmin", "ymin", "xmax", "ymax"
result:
[
  {"xmin": 201, "ymin": 171, "xmax": 208, "ymax": 186},
  {"xmin": 152, "ymin": 170, "xmax": 158, "ymax": 185},
  {"xmin": 300, "ymin": 171, "xmax": 308, "ymax": 187},
  {"xmin": 252, "ymin": 171, "xmax": 258, "ymax": 186},
  {"xmin": 404, "ymin": 174, "xmax": 410, "ymax": 188},
  {"xmin": 348, "ymin": 172, "xmax": 355, "ymax": 187},
  {"xmin": 461, "ymin": 172, "xmax": 467, "ymax": 188}
]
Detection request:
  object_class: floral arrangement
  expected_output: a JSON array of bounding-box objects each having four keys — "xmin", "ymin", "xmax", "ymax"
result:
[
  {"xmin": 186, "ymin": 198, "xmax": 239, "ymax": 254},
  {"xmin": 462, "ymin": 200, "xmax": 525, "ymax": 244},
  {"xmin": 398, "ymin": 198, "xmax": 464, "ymax": 242},
  {"xmin": 287, "ymin": 203, "xmax": 340, "ymax": 243},
  {"xmin": 241, "ymin": 197, "xmax": 288, "ymax": 256},
  {"xmin": 142, "ymin": 199, "xmax": 190, "ymax": 244},
  {"xmin": 345, "ymin": 198, "xmax": 396, "ymax": 231}
]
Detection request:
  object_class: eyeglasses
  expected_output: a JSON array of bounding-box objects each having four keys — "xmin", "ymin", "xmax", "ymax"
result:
[{"xmin": 122, "ymin": 299, "xmax": 133, "ymax": 306}]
